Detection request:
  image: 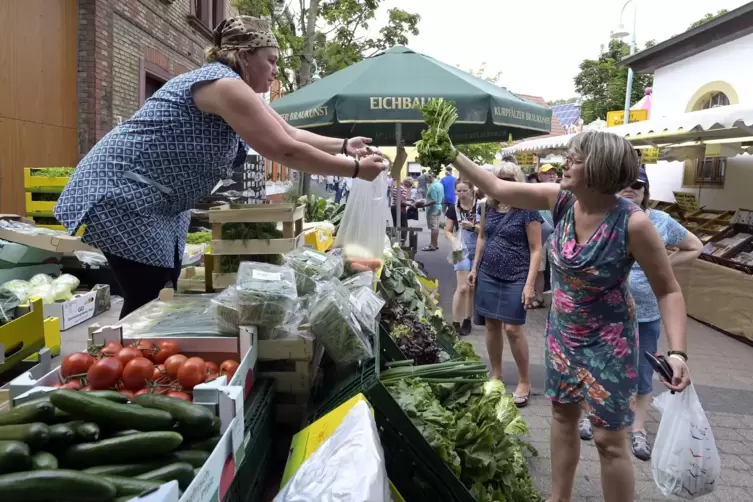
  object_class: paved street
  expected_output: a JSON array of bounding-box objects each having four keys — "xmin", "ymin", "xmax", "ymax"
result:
[{"xmin": 412, "ymin": 215, "xmax": 753, "ymax": 501}]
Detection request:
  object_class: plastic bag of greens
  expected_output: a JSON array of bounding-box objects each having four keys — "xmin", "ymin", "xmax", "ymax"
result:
[
  {"xmin": 310, "ymin": 279, "xmax": 372, "ymax": 365},
  {"xmin": 258, "ymin": 295, "xmax": 313, "ymax": 340},
  {"xmin": 236, "ymin": 262, "xmax": 298, "ymax": 328},
  {"xmin": 29, "ymin": 274, "xmax": 54, "ymax": 288},
  {"xmin": 0, "ymin": 288, "xmax": 20, "ymax": 326},
  {"xmin": 348, "ymin": 286, "xmax": 386, "ymax": 335},
  {"xmin": 2, "ymin": 280, "xmax": 31, "ymax": 303},
  {"xmin": 283, "ymin": 248, "xmax": 344, "ymax": 295},
  {"xmin": 28, "ymin": 285, "xmax": 55, "ymax": 304},
  {"xmin": 53, "ymin": 273, "xmax": 81, "ymax": 292},
  {"xmin": 51, "ymin": 283, "xmax": 74, "ymax": 301},
  {"xmin": 341, "ymin": 272, "xmax": 375, "ymax": 291},
  {"xmin": 275, "ymin": 400, "xmax": 390, "ymax": 502},
  {"xmin": 211, "ymin": 286, "xmax": 240, "ymax": 335}
]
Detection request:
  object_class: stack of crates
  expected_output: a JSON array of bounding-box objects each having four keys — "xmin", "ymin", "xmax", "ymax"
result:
[
  {"xmin": 223, "ymin": 378, "xmax": 276, "ymax": 502},
  {"xmin": 23, "ymin": 168, "xmax": 81, "ymax": 233}
]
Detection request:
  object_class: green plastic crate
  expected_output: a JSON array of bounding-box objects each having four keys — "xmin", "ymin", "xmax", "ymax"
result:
[{"xmin": 378, "ymin": 324, "xmax": 407, "ymax": 363}]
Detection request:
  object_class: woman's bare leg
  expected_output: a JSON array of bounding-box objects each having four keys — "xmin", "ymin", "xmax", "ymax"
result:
[
  {"xmin": 503, "ymin": 323, "xmax": 530, "ymax": 397},
  {"xmin": 548, "ymin": 402, "xmax": 582, "ymax": 502},
  {"xmin": 592, "ymin": 426, "xmax": 635, "ymax": 502},
  {"xmin": 465, "ymin": 285, "xmax": 475, "ymax": 320},
  {"xmin": 452, "ymin": 271, "xmax": 469, "ymax": 323},
  {"xmin": 534, "ymin": 270, "xmax": 545, "ymax": 300},
  {"xmin": 484, "ymin": 318, "xmax": 504, "ymax": 379}
]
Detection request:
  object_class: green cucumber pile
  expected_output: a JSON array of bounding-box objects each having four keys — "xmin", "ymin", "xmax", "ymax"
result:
[{"xmin": 0, "ymin": 390, "xmax": 221, "ymax": 501}]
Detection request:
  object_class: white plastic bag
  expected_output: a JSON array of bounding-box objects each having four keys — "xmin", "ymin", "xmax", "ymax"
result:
[
  {"xmin": 334, "ymin": 171, "xmax": 390, "ymax": 260},
  {"xmin": 274, "ymin": 400, "xmax": 390, "ymax": 502},
  {"xmin": 651, "ymin": 382, "xmax": 720, "ymax": 499},
  {"xmin": 447, "ymin": 236, "xmax": 465, "ymax": 265}
]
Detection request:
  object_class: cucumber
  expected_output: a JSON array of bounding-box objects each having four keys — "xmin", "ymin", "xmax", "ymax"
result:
[
  {"xmin": 0, "ymin": 423, "xmax": 49, "ymax": 449},
  {"xmin": 136, "ymin": 461, "xmax": 195, "ymax": 490},
  {"xmin": 185, "ymin": 435, "xmax": 221, "ymax": 452},
  {"xmin": 48, "ymin": 423, "xmax": 76, "ymax": 449},
  {"xmin": 50, "ymin": 390, "xmax": 174, "ymax": 431},
  {"xmin": 0, "ymin": 441, "xmax": 31, "ymax": 474},
  {"xmin": 109, "ymin": 429, "xmax": 140, "ymax": 438},
  {"xmin": 176, "ymin": 415, "xmax": 221, "ymax": 440},
  {"xmin": 85, "ymin": 390, "xmax": 130, "ymax": 403},
  {"xmin": 170, "ymin": 449, "xmax": 210, "ymax": 468},
  {"xmin": 68, "ymin": 421, "xmax": 100, "ymax": 443},
  {"xmin": 98, "ymin": 475, "xmax": 163, "ymax": 496},
  {"xmin": 30, "ymin": 451, "xmax": 58, "ymax": 470},
  {"xmin": 0, "ymin": 401, "xmax": 55, "ymax": 427},
  {"xmin": 61, "ymin": 431, "xmax": 183, "ymax": 468},
  {"xmin": 0, "ymin": 470, "xmax": 116, "ymax": 501},
  {"xmin": 132, "ymin": 394, "xmax": 214, "ymax": 429}
]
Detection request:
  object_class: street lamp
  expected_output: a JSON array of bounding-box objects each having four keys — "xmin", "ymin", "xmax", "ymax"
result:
[{"xmin": 611, "ymin": 0, "xmax": 637, "ymax": 125}]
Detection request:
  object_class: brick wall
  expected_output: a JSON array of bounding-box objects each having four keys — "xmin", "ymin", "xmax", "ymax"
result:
[{"xmin": 78, "ymin": 0, "xmax": 238, "ymax": 156}]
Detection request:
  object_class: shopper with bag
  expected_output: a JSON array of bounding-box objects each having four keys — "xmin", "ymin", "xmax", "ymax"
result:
[
  {"xmin": 468, "ymin": 162, "xmax": 542, "ymax": 408},
  {"xmin": 444, "ymin": 130, "xmax": 691, "ymax": 502},
  {"xmin": 54, "ymin": 16, "xmax": 385, "ymax": 318},
  {"xmin": 444, "ymin": 179, "xmax": 481, "ymax": 336}
]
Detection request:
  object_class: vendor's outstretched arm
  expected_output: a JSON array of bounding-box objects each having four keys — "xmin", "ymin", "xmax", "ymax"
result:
[
  {"xmin": 264, "ymin": 101, "xmax": 349, "ymax": 155},
  {"xmin": 452, "ymin": 152, "xmax": 558, "ymax": 211}
]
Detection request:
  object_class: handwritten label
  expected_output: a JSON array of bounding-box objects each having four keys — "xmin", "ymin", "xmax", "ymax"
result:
[
  {"xmin": 304, "ymin": 250, "xmax": 326, "ymax": 262},
  {"xmin": 252, "ymin": 269, "xmax": 280, "ymax": 281}
]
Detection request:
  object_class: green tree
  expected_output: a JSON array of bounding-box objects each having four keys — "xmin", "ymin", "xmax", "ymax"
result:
[
  {"xmin": 573, "ymin": 39, "xmax": 654, "ymax": 123},
  {"xmin": 233, "ymin": 0, "xmax": 420, "ymax": 93},
  {"xmin": 454, "ymin": 62, "xmax": 503, "ymax": 164},
  {"xmin": 688, "ymin": 9, "xmax": 728, "ymax": 30}
]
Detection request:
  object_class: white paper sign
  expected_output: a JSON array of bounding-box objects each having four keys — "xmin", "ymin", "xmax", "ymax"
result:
[
  {"xmin": 252, "ymin": 269, "xmax": 281, "ymax": 281},
  {"xmin": 304, "ymin": 250, "xmax": 327, "ymax": 262},
  {"xmin": 349, "ymin": 294, "xmax": 363, "ymax": 312}
]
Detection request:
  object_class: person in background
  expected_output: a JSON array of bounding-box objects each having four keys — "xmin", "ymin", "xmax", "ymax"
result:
[
  {"xmin": 422, "ymin": 173, "xmax": 444, "ymax": 251},
  {"xmin": 53, "ymin": 15, "xmax": 384, "ymax": 318},
  {"xmin": 334, "ymin": 176, "xmax": 344, "ymax": 203},
  {"xmin": 441, "ymin": 167, "xmax": 458, "ymax": 216},
  {"xmin": 502, "ymin": 154, "xmax": 518, "ymax": 165},
  {"xmin": 417, "ymin": 169, "xmax": 428, "ymax": 200},
  {"xmin": 444, "ymin": 179, "xmax": 480, "ymax": 336},
  {"xmin": 469, "ymin": 162, "xmax": 542, "ymax": 407},
  {"xmin": 326, "ymin": 175, "xmax": 335, "ymax": 192},
  {"xmin": 410, "ymin": 180, "xmax": 418, "ymax": 200},
  {"xmin": 391, "ymin": 178, "xmax": 414, "ymax": 243},
  {"xmin": 452, "ymin": 130, "xmax": 691, "ymax": 502},
  {"xmin": 342, "ymin": 176, "xmax": 352, "ymax": 203},
  {"xmin": 578, "ymin": 167, "xmax": 702, "ymax": 462},
  {"xmin": 531, "ymin": 164, "xmax": 558, "ymax": 308}
]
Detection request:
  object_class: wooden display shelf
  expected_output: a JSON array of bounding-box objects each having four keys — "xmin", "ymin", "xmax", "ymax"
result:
[{"xmin": 699, "ymin": 223, "xmax": 753, "ymax": 274}]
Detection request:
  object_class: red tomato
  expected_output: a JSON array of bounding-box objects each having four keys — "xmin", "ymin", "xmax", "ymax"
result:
[
  {"xmin": 205, "ymin": 362, "xmax": 219, "ymax": 374},
  {"xmin": 219, "ymin": 360, "xmax": 240, "ymax": 381},
  {"xmin": 134, "ymin": 388, "xmax": 151, "ymax": 397},
  {"xmin": 61, "ymin": 353, "xmax": 96, "ymax": 379},
  {"xmin": 164, "ymin": 354, "xmax": 188, "ymax": 379},
  {"xmin": 177, "ymin": 358, "xmax": 207, "ymax": 390},
  {"xmin": 152, "ymin": 366, "xmax": 164, "ymax": 382},
  {"xmin": 61, "ymin": 379, "xmax": 83, "ymax": 390},
  {"xmin": 122, "ymin": 357, "xmax": 156, "ymax": 391},
  {"xmin": 118, "ymin": 389, "xmax": 135, "ymax": 400},
  {"xmin": 133, "ymin": 340, "xmax": 157, "ymax": 361},
  {"xmin": 98, "ymin": 341, "xmax": 123, "ymax": 357},
  {"xmin": 153, "ymin": 341, "xmax": 180, "ymax": 365},
  {"xmin": 115, "ymin": 347, "xmax": 142, "ymax": 366},
  {"xmin": 166, "ymin": 391, "xmax": 192, "ymax": 401},
  {"xmin": 87, "ymin": 357, "xmax": 123, "ymax": 390}
]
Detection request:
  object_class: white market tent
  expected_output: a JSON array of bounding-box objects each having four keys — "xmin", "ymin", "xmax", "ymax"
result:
[{"xmin": 502, "ymin": 103, "xmax": 753, "ymax": 159}]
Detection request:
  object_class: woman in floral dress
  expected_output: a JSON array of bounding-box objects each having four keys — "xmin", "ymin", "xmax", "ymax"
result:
[{"xmin": 448, "ymin": 130, "xmax": 691, "ymax": 502}]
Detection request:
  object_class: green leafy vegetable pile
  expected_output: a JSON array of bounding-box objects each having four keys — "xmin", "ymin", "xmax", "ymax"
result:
[
  {"xmin": 221, "ymin": 222, "xmax": 283, "ymax": 241},
  {"xmin": 386, "ymin": 377, "xmax": 541, "ymax": 502},
  {"xmin": 219, "ymin": 254, "xmax": 282, "ymax": 273},
  {"xmin": 309, "ymin": 279, "xmax": 373, "ymax": 365},
  {"xmin": 30, "ymin": 167, "xmax": 75, "ymax": 177},
  {"xmin": 186, "ymin": 232, "xmax": 211, "ymax": 245},
  {"xmin": 380, "ymin": 247, "xmax": 437, "ymax": 318},
  {"xmin": 299, "ymin": 195, "xmax": 345, "ymax": 227},
  {"xmin": 283, "ymin": 248, "xmax": 343, "ymax": 295},
  {"xmin": 235, "ymin": 262, "xmax": 297, "ymax": 327},
  {"xmin": 415, "ymin": 98, "xmax": 459, "ymax": 176},
  {"xmin": 381, "ymin": 300, "xmax": 440, "ymax": 365}
]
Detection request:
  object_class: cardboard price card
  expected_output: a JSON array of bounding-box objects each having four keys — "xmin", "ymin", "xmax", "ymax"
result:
[{"xmin": 673, "ymin": 192, "xmax": 700, "ymax": 213}]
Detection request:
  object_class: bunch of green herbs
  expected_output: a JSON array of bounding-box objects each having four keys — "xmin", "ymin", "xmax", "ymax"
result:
[
  {"xmin": 235, "ymin": 262, "xmax": 297, "ymax": 327},
  {"xmin": 414, "ymin": 99, "xmax": 459, "ymax": 176},
  {"xmin": 186, "ymin": 232, "xmax": 211, "ymax": 245},
  {"xmin": 219, "ymin": 254, "xmax": 282, "ymax": 273},
  {"xmin": 380, "ymin": 300, "xmax": 441, "ymax": 365},
  {"xmin": 299, "ymin": 195, "xmax": 345, "ymax": 226},
  {"xmin": 283, "ymin": 248, "xmax": 343, "ymax": 295}
]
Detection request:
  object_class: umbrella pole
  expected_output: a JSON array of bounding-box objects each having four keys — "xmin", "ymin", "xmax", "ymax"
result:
[{"xmin": 395, "ymin": 123, "xmax": 402, "ymax": 244}]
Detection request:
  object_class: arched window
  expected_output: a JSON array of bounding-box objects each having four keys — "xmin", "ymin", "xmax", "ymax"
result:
[{"xmin": 699, "ymin": 92, "xmax": 730, "ymax": 110}]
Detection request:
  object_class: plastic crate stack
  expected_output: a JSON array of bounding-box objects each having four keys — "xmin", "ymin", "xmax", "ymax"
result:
[
  {"xmin": 23, "ymin": 168, "xmax": 80, "ymax": 234},
  {"xmin": 224, "ymin": 378, "xmax": 276, "ymax": 502}
]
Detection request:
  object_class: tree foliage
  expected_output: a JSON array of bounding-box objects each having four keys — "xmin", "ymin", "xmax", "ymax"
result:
[
  {"xmin": 233, "ymin": 0, "xmax": 420, "ymax": 93},
  {"xmin": 688, "ymin": 9, "xmax": 728, "ymax": 30},
  {"xmin": 573, "ymin": 39, "xmax": 654, "ymax": 124},
  {"xmin": 454, "ymin": 63, "xmax": 503, "ymax": 164}
]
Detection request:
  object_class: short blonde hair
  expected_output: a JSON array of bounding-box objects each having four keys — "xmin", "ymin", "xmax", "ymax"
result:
[
  {"xmin": 204, "ymin": 47, "xmax": 253, "ymax": 75},
  {"xmin": 567, "ymin": 131, "xmax": 639, "ymax": 194},
  {"xmin": 487, "ymin": 162, "xmax": 524, "ymax": 208}
]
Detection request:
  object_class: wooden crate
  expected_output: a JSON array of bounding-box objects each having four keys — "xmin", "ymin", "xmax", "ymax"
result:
[
  {"xmin": 257, "ymin": 337, "xmax": 318, "ymax": 394},
  {"xmin": 208, "ymin": 203, "xmax": 304, "ymax": 288}
]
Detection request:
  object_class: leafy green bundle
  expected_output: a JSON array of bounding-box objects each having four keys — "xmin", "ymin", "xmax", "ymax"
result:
[
  {"xmin": 415, "ymin": 98, "xmax": 459, "ymax": 176},
  {"xmin": 381, "ymin": 300, "xmax": 440, "ymax": 365},
  {"xmin": 235, "ymin": 262, "xmax": 298, "ymax": 328},
  {"xmin": 30, "ymin": 167, "xmax": 75, "ymax": 177},
  {"xmin": 299, "ymin": 195, "xmax": 345, "ymax": 226},
  {"xmin": 387, "ymin": 378, "xmax": 541, "ymax": 501},
  {"xmin": 283, "ymin": 248, "xmax": 343, "ymax": 295},
  {"xmin": 186, "ymin": 232, "xmax": 211, "ymax": 245},
  {"xmin": 309, "ymin": 279, "xmax": 373, "ymax": 365}
]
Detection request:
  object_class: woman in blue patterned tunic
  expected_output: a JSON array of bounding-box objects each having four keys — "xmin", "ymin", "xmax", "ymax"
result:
[
  {"xmin": 447, "ymin": 130, "xmax": 692, "ymax": 502},
  {"xmin": 54, "ymin": 16, "xmax": 385, "ymax": 318}
]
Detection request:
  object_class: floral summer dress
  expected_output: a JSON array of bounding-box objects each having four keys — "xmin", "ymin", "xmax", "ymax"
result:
[{"xmin": 545, "ymin": 191, "xmax": 641, "ymax": 430}]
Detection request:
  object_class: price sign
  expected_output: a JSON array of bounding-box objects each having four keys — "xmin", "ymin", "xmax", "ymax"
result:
[
  {"xmin": 515, "ymin": 153, "xmax": 535, "ymax": 166},
  {"xmin": 673, "ymin": 192, "xmax": 700, "ymax": 213},
  {"xmin": 641, "ymin": 147, "xmax": 659, "ymax": 164}
]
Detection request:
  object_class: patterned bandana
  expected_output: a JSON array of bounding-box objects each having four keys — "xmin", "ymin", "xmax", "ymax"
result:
[{"xmin": 212, "ymin": 16, "xmax": 279, "ymax": 50}]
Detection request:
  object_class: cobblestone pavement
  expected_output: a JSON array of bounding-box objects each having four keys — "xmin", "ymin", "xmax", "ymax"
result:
[{"xmin": 413, "ymin": 220, "xmax": 753, "ymax": 501}]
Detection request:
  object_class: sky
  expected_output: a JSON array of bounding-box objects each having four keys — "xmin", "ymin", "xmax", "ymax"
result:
[{"xmin": 369, "ymin": 0, "xmax": 745, "ymax": 101}]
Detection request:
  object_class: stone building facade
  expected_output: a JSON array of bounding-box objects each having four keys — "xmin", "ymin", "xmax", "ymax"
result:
[{"xmin": 77, "ymin": 0, "xmax": 238, "ymax": 156}]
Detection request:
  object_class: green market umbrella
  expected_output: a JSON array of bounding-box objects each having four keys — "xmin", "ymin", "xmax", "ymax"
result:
[{"xmin": 271, "ymin": 46, "xmax": 553, "ymax": 146}]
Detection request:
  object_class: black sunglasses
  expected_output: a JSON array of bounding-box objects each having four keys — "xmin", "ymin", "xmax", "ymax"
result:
[{"xmin": 629, "ymin": 181, "xmax": 646, "ymax": 190}]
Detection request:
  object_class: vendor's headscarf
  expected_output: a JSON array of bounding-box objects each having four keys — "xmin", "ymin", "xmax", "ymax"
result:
[{"xmin": 212, "ymin": 16, "xmax": 279, "ymax": 51}]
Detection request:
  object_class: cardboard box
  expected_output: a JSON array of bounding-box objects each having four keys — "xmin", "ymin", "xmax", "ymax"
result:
[{"xmin": 20, "ymin": 284, "xmax": 112, "ymax": 331}]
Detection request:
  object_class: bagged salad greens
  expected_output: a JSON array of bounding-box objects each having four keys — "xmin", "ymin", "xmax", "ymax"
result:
[
  {"xmin": 348, "ymin": 286, "xmax": 385, "ymax": 335},
  {"xmin": 283, "ymin": 248, "xmax": 343, "ymax": 295},
  {"xmin": 310, "ymin": 279, "xmax": 372, "ymax": 365},
  {"xmin": 341, "ymin": 271, "xmax": 375, "ymax": 291},
  {"xmin": 211, "ymin": 286, "xmax": 240, "ymax": 335},
  {"xmin": 236, "ymin": 261, "xmax": 298, "ymax": 327},
  {"xmin": 0, "ymin": 287, "xmax": 20, "ymax": 326},
  {"xmin": 2, "ymin": 280, "xmax": 31, "ymax": 303}
]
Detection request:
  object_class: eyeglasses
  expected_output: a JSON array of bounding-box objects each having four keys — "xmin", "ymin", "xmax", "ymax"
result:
[
  {"xmin": 565, "ymin": 156, "xmax": 583, "ymax": 165},
  {"xmin": 499, "ymin": 177, "xmax": 516, "ymax": 182},
  {"xmin": 629, "ymin": 181, "xmax": 645, "ymax": 190}
]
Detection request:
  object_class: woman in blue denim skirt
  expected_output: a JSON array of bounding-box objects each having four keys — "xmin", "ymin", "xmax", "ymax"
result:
[
  {"xmin": 468, "ymin": 163, "xmax": 543, "ymax": 407},
  {"xmin": 578, "ymin": 167, "xmax": 702, "ymax": 461}
]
